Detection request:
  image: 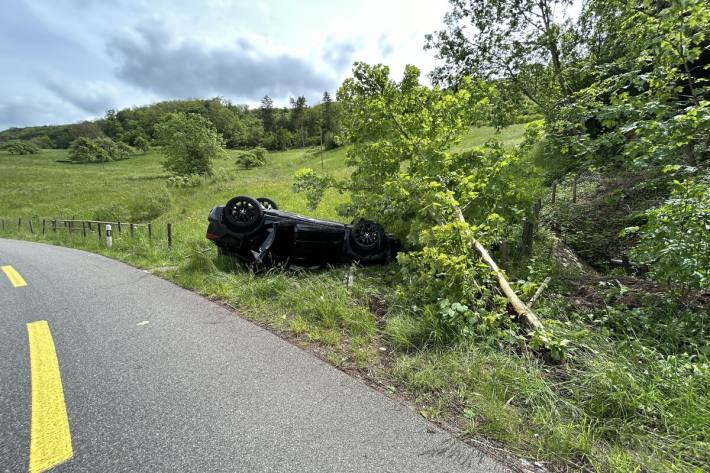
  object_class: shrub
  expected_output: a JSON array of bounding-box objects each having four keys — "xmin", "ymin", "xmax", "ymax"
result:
[
  {"xmin": 2, "ymin": 140, "xmax": 40, "ymax": 155},
  {"xmin": 68, "ymin": 137, "xmax": 133, "ymax": 163},
  {"xmin": 235, "ymin": 147, "xmax": 266, "ymax": 169},
  {"xmin": 133, "ymin": 136, "xmax": 150, "ymax": 153},
  {"xmin": 625, "ymin": 178, "xmax": 710, "ymax": 291},
  {"xmin": 69, "ymin": 137, "xmax": 109, "ymax": 162},
  {"xmin": 93, "ymin": 202, "xmax": 130, "ymax": 222},
  {"xmin": 128, "ymin": 189, "xmax": 171, "ymax": 221},
  {"xmin": 155, "ymin": 112, "xmax": 224, "ymax": 176}
]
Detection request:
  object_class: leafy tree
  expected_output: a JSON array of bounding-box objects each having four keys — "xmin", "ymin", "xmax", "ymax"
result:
[
  {"xmin": 1, "ymin": 140, "xmax": 40, "ymax": 155},
  {"xmin": 296, "ymin": 63, "xmax": 545, "ymax": 337},
  {"xmin": 133, "ymin": 136, "xmax": 150, "ymax": 153},
  {"xmin": 260, "ymin": 95, "xmax": 275, "ymax": 133},
  {"xmin": 322, "ymin": 91, "xmax": 334, "ymax": 132},
  {"xmin": 425, "ymin": 0, "xmax": 575, "ymax": 120},
  {"xmin": 101, "ymin": 109, "xmax": 124, "ymax": 139},
  {"xmin": 155, "ymin": 112, "xmax": 224, "ymax": 176},
  {"xmin": 273, "ymin": 128, "xmax": 294, "ymax": 151},
  {"xmin": 290, "ymin": 96, "xmax": 308, "ymax": 147},
  {"xmin": 625, "ymin": 178, "xmax": 710, "ymax": 292}
]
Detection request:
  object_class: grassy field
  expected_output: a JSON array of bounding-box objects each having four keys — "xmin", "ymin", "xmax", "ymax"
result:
[{"xmin": 1, "ymin": 122, "xmax": 706, "ymax": 473}]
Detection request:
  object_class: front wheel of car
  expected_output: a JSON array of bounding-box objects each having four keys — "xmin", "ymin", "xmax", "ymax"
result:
[
  {"xmin": 224, "ymin": 195, "xmax": 264, "ymax": 231},
  {"xmin": 350, "ymin": 220, "xmax": 385, "ymax": 254}
]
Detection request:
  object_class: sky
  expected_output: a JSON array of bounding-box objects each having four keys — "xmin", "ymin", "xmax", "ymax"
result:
[{"xmin": 0, "ymin": 0, "xmax": 451, "ymax": 130}]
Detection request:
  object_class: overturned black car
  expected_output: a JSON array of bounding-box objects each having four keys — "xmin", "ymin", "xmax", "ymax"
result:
[{"xmin": 206, "ymin": 195, "xmax": 400, "ymax": 266}]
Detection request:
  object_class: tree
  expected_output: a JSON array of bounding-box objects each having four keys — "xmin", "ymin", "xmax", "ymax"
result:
[
  {"xmin": 290, "ymin": 96, "xmax": 308, "ymax": 147},
  {"xmin": 101, "ymin": 109, "xmax": 124, "ymax": 139},
  {"xmin": 260, "ymin": 95, "xmax": 275, "ymax": 133},
  {"xmin": 625, "ymin": 178, "xmax": 710, "ymax": 292},
  {"xmin": 321, "ymin": 91, "xmax": 339, "ymax": 149},
  {"xmin": 133, "ymin": 136, "xmax": 150, "ymax": 153},
  {"xmin": 296, "ymin": 63, "xmax": 544, "ymax": 336},
  {"xmin": 155, "ymin": 112, "xmax": 224, "ymax": 176},
  {"xmin": 425, "ymin": 0, "xmax": 575, "ymax": 120},
  {"xmin": 322, "ymin": 91, "xmax": 334, "ymax": 132}
]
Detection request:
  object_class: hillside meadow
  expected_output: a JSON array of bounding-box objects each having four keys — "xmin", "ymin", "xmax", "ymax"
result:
[{"xmin": 1, "ymin": 122, "xmax": 706, "ymax": 472}]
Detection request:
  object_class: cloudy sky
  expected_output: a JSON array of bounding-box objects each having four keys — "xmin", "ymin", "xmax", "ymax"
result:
[{"xmin": 0, "ymin": 0, "xmax": 451, "ymax": 130}]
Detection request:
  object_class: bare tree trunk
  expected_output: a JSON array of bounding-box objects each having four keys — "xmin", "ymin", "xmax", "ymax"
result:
[{"xmin": 453, "ymin": 207, "xmax": 545, "ymax": 332}]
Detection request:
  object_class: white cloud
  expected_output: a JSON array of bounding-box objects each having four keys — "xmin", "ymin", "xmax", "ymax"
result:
[{"xmin": 0, "ymin": 0, "xmax": 452, "ymax": 129}]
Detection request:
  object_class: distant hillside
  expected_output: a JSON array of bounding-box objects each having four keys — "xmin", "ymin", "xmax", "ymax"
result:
[{"xmin": 0, "ymin": 95, "xmax": 343, "ymax": 152}]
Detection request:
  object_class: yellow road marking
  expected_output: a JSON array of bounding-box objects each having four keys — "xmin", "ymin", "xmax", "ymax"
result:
[
  {"xmin": 2, "ymin": 265, "xmax": 27, "ymax": 287},
  {"xmin": 27, "ymin": 321, "xmax": 73, "ymax": 473}
]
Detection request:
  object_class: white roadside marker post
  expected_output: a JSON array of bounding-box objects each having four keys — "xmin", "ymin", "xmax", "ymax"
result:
[{"xmin": 106, "ymin": 224, "xmax": 113, "ymax": 248}]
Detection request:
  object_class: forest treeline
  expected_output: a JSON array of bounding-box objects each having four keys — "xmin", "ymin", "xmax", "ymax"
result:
[{"xmin": 0, "ymin": 92, "xmax": 349, "ymax": 152}]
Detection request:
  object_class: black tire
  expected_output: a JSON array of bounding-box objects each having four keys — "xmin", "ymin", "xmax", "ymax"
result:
[
  {"xmin": 350, "ymin": 220, "xmax": 385, "ymax": 253},
  {"xmin": 256, "ymin": 197, "xmax": 278, "ymax": 210},
  {"xmin": 223, "ymin": 195, "xmax": 263, "ymax": 231}
]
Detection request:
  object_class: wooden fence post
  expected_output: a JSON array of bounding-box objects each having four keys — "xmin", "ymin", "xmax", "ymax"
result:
[
  {"xmin": 572, "ymin": 175, "xmax": 578, "ymax": 203},
  {"xmin": 147, "ymin": 223, "xmax": 152, "ymax": 240},
  {"xmin": 82, "ymin": 221, "xmax": 87, "ymax": 238},
  {"xmin": 17, "ymin": 217, "xmax": 21, "ymax": 230},
  {"xmin": 42, "ymin": 219, "xmax": 46, "ymax": 235},
  {"xmin": 1, "ymin": 219, "xmax": 4, "ymax": 231},
  {"xmin": 117, "ymin": 221, "xmax": 122, "ymax": 234},
  {"xmin": 97, "ymin": 223, "xmax": 102, "ymax": 239},
  {"xmin": 130, "ymin": 223, "xmax": 135, "ymax": 238},
  {"xmin": 28, "ymin": 219, "xmax": 34, "ymax": 234},
  {"xmin": 167, "ymin": 223, "xmax": 173, "ymax": 247},
  {"xmin": 52, "ymin": 219, "xmax": 57, "ymax": 233},
  {"xmin": 551, "ymin": 181, "xmax": 557, "ymax": 204},
  {"xmin": 519, "ymin": 200, "xmax": 541, "ymax": 258}
]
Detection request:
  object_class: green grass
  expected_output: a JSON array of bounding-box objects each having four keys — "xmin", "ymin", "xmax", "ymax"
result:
[{"xmin": 1, "ymin": 125, "xmax": 707, "ymax": 473}]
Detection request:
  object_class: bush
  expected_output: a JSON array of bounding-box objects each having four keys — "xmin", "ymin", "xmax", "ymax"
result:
[
  {"xmin": 625, "ymin": 178, "xmax": 710, "ymax": 291},
  {"xmin": 128, "ymin": 189, "xmax": 171, "ymax": 221},
  {"xmin": 133, "ymin": 136, "xmax": 150, "ymax": 153},
  {"xmin": 93, "ymin": 202, "xmax": 130, "ymax": 222},
  {"xmin": 235, "ymin": 147, "xmax": 266, "ymax": 169},
  {"xmin": 155, "ymin": 112, "xmax": 224, "ymax": 176},
  {"xmin": 1, "ymin": 140, "xmax": 40, "ymax": 155},
  {"xmin": 69, "ymin": 137, "xmax": 108, "ymax": 162},
  {"xmin": 68, "ymin": 137, "xmax": 133, "ymax": 163}
]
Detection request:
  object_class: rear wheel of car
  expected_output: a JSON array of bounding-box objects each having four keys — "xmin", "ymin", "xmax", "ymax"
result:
[
  {"xmin": 350, "ymin": 220, "xmax": 384, "ymax": 254},
  {"xmin": 224, "ymin": 195, "xmax": 263, "ymax": 231},
  {"xmin": 256, "ymin": 197, "xmax": 278, "ymax": 210}
]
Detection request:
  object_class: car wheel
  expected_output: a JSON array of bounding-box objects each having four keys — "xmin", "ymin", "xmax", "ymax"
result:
[
  {"xmin": 224, "ymin": 195, "xmax": 264, "ymax": 231},
  {"xmin": 256, "ymin": 197, "xmax": 278, "ymax": 210},
  {"xmin": 350, "ymin": 220, "xmax": 385, "ymax": 254}
]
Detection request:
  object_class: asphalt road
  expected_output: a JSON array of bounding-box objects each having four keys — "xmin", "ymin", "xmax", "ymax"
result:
[{"xmin": 0, "ymin": 239, "xmax": 508, "ymax": 473}]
